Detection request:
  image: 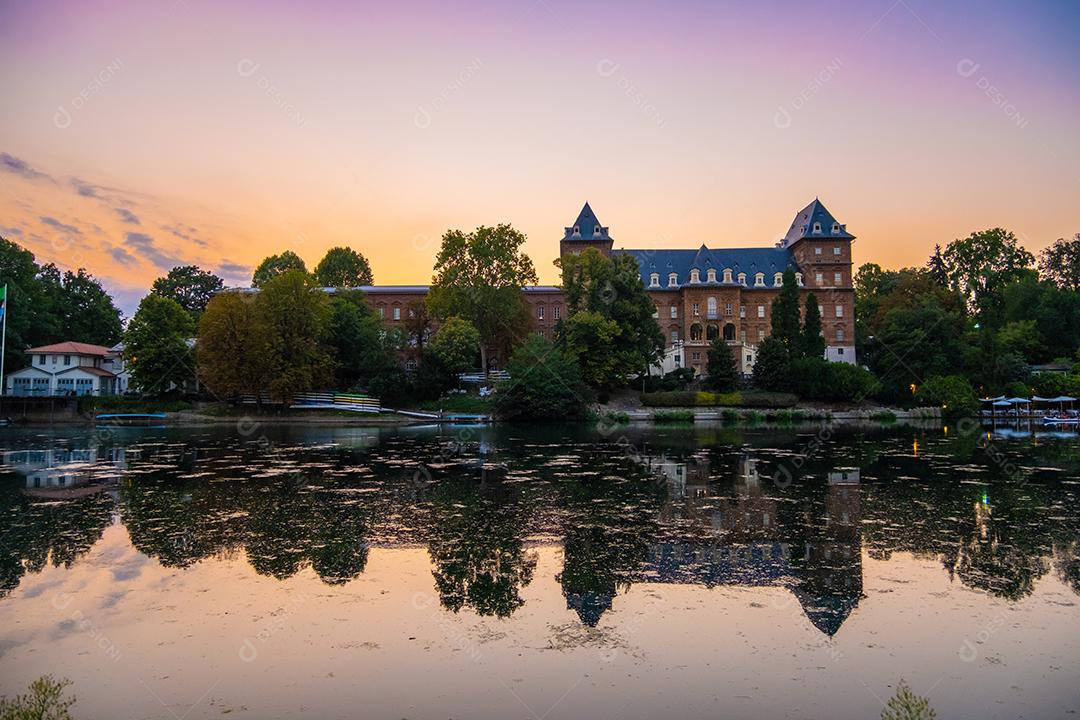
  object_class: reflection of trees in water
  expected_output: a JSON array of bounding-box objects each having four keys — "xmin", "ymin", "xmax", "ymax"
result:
[
  {"xmin": 425, "ymin": 479, "xmax": 537, "ymax": 618},
  {"xmin": 0, "ymin": 485, "xmax": 113, "ymax": 597}
]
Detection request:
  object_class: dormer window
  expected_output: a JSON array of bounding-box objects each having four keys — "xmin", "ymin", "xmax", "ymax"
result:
[
  {"xmin": 773, "ymin": 272, "xmax": 783, "ymax": 286},
  {"xmin": 795, "ymin": 272, "xmax": 803, "ymax": 286},
  {"xmin": 594, "ymin": 225, "xmax": 602, "ymax": 235},
  {"xmin": 649, "ymin": 272, "xmax": 660, "ymax": 287},
  {"xmin": 722, "ymin": 268, "xmax": 733, "ymax": 283},
  {"xmin": 832, "ymin": 223, "xmax": 840, "ymax": 233},
  {"xmin": 754, "ymin": 272, "xmax": 765, "ymax": 287},
  {"xmin": 573, "ymin": 226, "xmax": 580, "ymax": 235},
  {"xmin": 690, "ymin": 269, "xmax": 701, "ymax": 284},
  {"xmin": 813, "ymin": 222, "xmax": 822, "ymax": 234},
  {"xmin": 706, "ymin": 268, "xmax": 716, "ymax": 283},
  {"xmin": 737, "ymin": 272, "xmax": 746, "ymax": 286},
  {"xmin": 668, "ymin": 272, "xmax": 678, "ymax": 287}
]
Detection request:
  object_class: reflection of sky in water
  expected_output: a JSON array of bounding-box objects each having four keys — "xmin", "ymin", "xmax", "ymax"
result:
[{"xmin": 0, "ymin": 423, "xmax": 1078, "ymax": 719}]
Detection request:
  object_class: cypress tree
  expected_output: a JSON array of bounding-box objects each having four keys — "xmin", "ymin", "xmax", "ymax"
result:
[
  {"xmin": 770, "ymin": 268, "xmax": 802, "ymax": 354},
  {"xmin": 801, "ymin": 292, "xmax": 826, "ymax": 359},
  {"xmin": 705, "ymin": 337, "xmax": 738, "ymax": 392}
]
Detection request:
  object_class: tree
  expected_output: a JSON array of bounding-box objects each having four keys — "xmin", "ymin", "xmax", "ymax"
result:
[
  {"xmin": 752, "ymin": 336, "xmax": 790, "ymax": 392},
  {"xmin": 770, "ymin": 268, "xmax": 801, "ymax": 354},
  {"xmin": 427, "ymin": 316, "xmax": 481, "ymax": 375},
  {"xmin": 254, "ymin": 270, "xmax": 333, "ymax": 402},
  {"xmin": 1039, "ymin": 234, "xmax": 1080, "ymax": 292},
  {"xmin": 252, "ymin": 251, "xmax": 307, "ymax": 288},
  {"xmin": 125, "ymin": 295, "xmax": 196, "ymax": 394},
  {"xmin": 880, "ymin": 680, "xmax": 936, "ymax": 720},
  {"xmin": 151, "ymin": 265, "xmax": 224, "ymax": 322},
  {"xmin": 38, "ymin": 265, "xmax": 123, "ymax": 346},
  {"xmin": 493, "ymin": 335, "xmax": 589, "ymax": 421},
  {"xmin": 915, "ymin": 375, "xmax": 979, "ymax": 417},
  {"xmin": 940, "ymin": 228, "xmax": 1034, "ymax": 325},
  {"xmin": 198, "ymin": 292, "xmax": 268, "ymax": 399},
  {"xmin": 325, "ymin": 291, "xmax": 399, "ymax": 390},
  {"xmin": 426, "ymin": 224, "xmax": 537, "ymax": 374},
  {"xmin": 705, "ymin": 338, "xmax": 737, "ymax": 392},
  {"xmin": 557, "ymin": 247, "xmax": 664, "ymax": 390},
  {"xmin": 0, "ymin": 237, "xmax": 55, "ymax": 369},
  {"xmin": 801, "ymin": 292, "xmax": 826, "ymax": 359},
  {"xmin": 314, "ymin": 247, "xmax": 374, "ymax": 288}
]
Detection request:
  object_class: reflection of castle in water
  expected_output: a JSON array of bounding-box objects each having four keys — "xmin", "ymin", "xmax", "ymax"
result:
[{"xmin": 564, "ymin": 453, "xmax": 864, "ymax": 636}]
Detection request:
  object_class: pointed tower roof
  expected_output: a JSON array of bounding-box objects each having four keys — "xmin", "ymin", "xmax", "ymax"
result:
[
  {"xmin": 563, "ymin": 202, "xmax": 611, "ymax": 241},
  {"xmin": 781, "ymin": 198, "xmax": 855, "ymax": 246}
]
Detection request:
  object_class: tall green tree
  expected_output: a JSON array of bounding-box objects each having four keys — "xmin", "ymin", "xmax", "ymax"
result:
[
  {"xmin": 941, "ymin": 228, "xmax": 1034, "ymax": 326},
  {"xmin": 426, "ymin": 224, "xmax": 537, "ymax": 374},
  {"xmin": 252, "ymin": 251, "xmax": 308, "ymax": 288},
  {"xmin": 197, "ymin": 292, "xmax": 268, "ymax": 399},
  {"xmin": 557, "ymin": 248, "xmax": 663, "ymax": 390},
  {"xmin": 770, "ymin": 268, "xmax": 801, "ymax": 354},
  {"xmin": 493, "ymin": 335, "xmax": 588, "ymax": 421},
  {"xmin": 705, "ymin": 337, "xmax": 737, "ymax": 392},
  {"xmin": 801, "ymin": 292, "xmax": 826, "ymax": 359},
  {"xmin": 0, "ymin": 237, "xmax": 55, "ymax": 369},
  {"xmin": 1039, "ymin": 233, "xmax": 1080, "ymax": 292},
  {"xmin": 151, "ymin": 265, "xmax": 224, "ymax": 322},
  {"xmin": 255, "ymin": 270, "xmax": 333, "ymax": 402},
  {"xmin": 325, "ymin": 291, "xmax": 399, "ymax": 390},
  {"xmin": 314, "ymin": 247, "xmax": 374, "ymax": 287},
  {"xmin": 427, "ymin": 316, "xmax": 481, "ymax": 375},
  {"xmin": 37, "ymin": 264, "xmax": 123, "ymax": 346},
  {"xmin": 125, "ymin": 295, "xmax": 196, "ymax": 394},
  {"xmin": 752, "ymin": 336, "xmax": 790, "ymax": 392}
]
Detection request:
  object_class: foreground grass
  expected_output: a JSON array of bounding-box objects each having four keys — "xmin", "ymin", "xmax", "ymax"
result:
[{"xmin": 416, "ymin": 395, "xmax": 493, "ymax": 414}]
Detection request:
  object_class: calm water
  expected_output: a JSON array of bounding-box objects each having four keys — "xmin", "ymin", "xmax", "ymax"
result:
[{"xmin": 1, "ymin": 421, "xmax": 1078, "ymax": 719}]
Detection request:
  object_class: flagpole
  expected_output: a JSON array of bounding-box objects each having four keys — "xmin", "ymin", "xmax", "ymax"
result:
[{"xmin": 1, "ymin": 284, "xmax": 7, "ymax": 399}]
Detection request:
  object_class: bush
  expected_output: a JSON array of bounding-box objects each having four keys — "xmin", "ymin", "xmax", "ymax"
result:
[
  {"xmin": 721, "ymin": 409, "xmax": 739, "ymax": 425},
  {"xmin": 790, "ymin": 357, "xmax": 880, "ymax": 402},
  {"xmin": 642, "ymin": 367, "xmax": 695, "ymax": 393},
  {"xmin": 880, "ymin": 680, "xmax": 936, "ymax": 720},
  {"xmin": 493, "ymin": 336, "xmax": 590, "ymax": 421},
  {"xmin": 873, "ymin": 410, "xmax": 898, "ymax": 422},
  {"xmin": 916, "ymin": 375, "xmax": 979, "ymax": 417},
  {"xmin": 752, "ymin": 337, "xmax": 791, "ymax": 392},
  {"xmin": 652, "ymin": 409, "xmax": 694, "ymax": 423},
  {"xmin": 0, "ymin": 675, "xmax": 75, "ymax": 720},
  {"xmin": 641, "ymin": 390, "xmax": 797, "ymax": 408}
]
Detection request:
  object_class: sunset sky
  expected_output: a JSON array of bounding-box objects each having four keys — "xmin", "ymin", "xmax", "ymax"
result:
[{"xmin": 2, "ymin": 0, "xmax": 1078, "ymax": 314}]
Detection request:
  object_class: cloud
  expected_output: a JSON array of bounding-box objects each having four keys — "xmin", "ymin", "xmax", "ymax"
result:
[
  {"xmin": 114, "ymin": 207, "xmax": 140, "ymax": 225},
  {"xmin": 125, "ymin": 231, "xmax": 182, "ymax": 270},
  {"xmin": 1, "ymin": 152, "xmax": 50, "ymax": 181},
  {"xmin": 0, "ymin": 225, "xmax": 22, "ymax": 238},
  {"xmin": 108, "ymin": 245, "xmax": 138, "ymax": 267},
  {"xmin": 219, "ymin": 261, "xmax": 251, "ymax": 274},
  {"xmin": 39, "ymin": 216, "xmax": 82, "ymax": 235},
  {"xmin": 69, "ymin": 178, "xmax": 103, "ymax": 197}
]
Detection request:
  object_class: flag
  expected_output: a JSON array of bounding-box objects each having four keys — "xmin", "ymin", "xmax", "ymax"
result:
[{"xmin": 0, "ymin": 286, "xmax": 5, "ymax": 322}]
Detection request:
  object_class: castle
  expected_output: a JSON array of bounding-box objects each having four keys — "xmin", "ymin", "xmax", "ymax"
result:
[{"xmin": 360, "ymin": 198, "xmax": 857, "ymax": 376}]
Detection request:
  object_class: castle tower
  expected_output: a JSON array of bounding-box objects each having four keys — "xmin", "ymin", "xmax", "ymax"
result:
[{"xmin": 559, "ymin": 202, "xmax": 613, "ymax": 260}]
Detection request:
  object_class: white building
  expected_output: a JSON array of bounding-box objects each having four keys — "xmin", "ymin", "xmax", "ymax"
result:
[{"xmin": 5, "ymin": 341, "xmax": 128, "ymax": 396}]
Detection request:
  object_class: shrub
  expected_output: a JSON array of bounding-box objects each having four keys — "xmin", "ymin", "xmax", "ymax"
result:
[
  {"xmin": 493, "ymin": 336, "xmax": 590, "ymax": 421},
  {"xmin": 790, "ymin": 357, "xmax": 880, "ymax": 402},
  {"xmin": 880, "ymin": 680, "xmax": 936, "ymax": 720},
  {"xmin": 744, "ymin": 410, "xmax": 764, "ymax": 424},
  {"xmin": 652, "ymin": 409, "xmax": 694, "ymax": 423},
  {"xmin": 752, "ymin": 337, "xmax": 791, "ymax": 392},
  {"xmin": 0, "ymin": 675, "xmax": 76, "ymax": 720},
  {"xmin": 916, "ymin": 375, "xmax": 979, "ymax": 417},
  {"xmin": 873, "ymin": 410, "xmax": 898, "ymax": 422},
  {"xmin": 641, "ymin": 391, "xmax": 698, "ymax": 407},
  {"xmin": 721, "ymin": 409, "xmax": 739, "ymax": 425},
  {"xmin": 642, "ymin": 367, "xmax": 696, "ymax": 393},
  {"xmin": 641, "ymin": 390, "xmax": 797, "ymax": 408}
]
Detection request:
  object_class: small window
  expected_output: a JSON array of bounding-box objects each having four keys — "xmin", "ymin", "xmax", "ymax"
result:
[
  {"xmin": 833, "ymin": 246, "xmax": 841, "ymax": 255},
  {"xmin": 739, "ymin": 305, "xmax": 745, "ymax": 318},
  {"xmin": 832, "ymin": 223, "xmax": 840, "ymax": 233},
  {"xmin": 758, "ymin": 328, "xmax": 765, "ymax": 341},
  {"xmin": 670, "ymin": 306, "xmax": 678, "ymax": 319},
  {"xmin": 815, "ymin": 272, "xmax": 823, "ymax": 284},
  {"xmin": 668, "ymin": 272, "xmax": 678, "ymax": 287},
  {"xmin": 795, "ymin": 272, "xmax": 803, "ymax": 286},
  {"xmin": 594, "ymin": 225, "xmax": 601, "ymax": 235},
  {"xmin": 537, "ymin": 306, "xmax": 545, "ymax": 320},
  {"xmin": 834, "ymin": 272, "xmax": 842, "ymax": 284},
  {"xmin": 754, "ymin": 272, "xmax": 765, "ymax": 287},
  {"xmin": 692, "ymin": 302, "xmax": 700, "ymax": 316},
  {"xmin": 722, "ymin": 268, "xmax": 733, "ymax": 283},
  {"xmin": 649, "ymin": 273, "xmax": 660, "ymax": 287},
  {"xmin": 64, "ymin": 355, "xmax": 71, "ymax": 365},
  {"xmin": 393, "ymin": 307, "xmax": 401, "ymax": 320},
  {"xmin": 837, "ymin": 328, "xmax": 845, "ymax": 342},
  {"xmin": 671, "ymin": 330, "xmax": 679, "ymax": 343},
  {"xmin": 813, "ymin": 222, "xmax": 822, "ymax": 233},
  {"xmin": 706, "ymin": 268, "xmax": 717, "ymax": 283},
  {"xmin": 838, "ymin": 347, "xmax": 845, "ymax": 355},
  {"xmin": 835, "ymin": 305, "xmax": 844, "ymax": 318},
  {"xmin": 773, "ymin": 272, "xmax": 783, "ymax": 286},
  {"xmin": 724, "ymin": 303, "xmax": 732, "ymax": 316},
  {"xmin": 690, "ymin": 269, "xmax": 701, "ymax": 283},
  {"xmin": 554, "ymin": 306, "xmax": 561, "ymax": 320},
  {"xmin": 740, "ymin": 330, "xmax": 746, "ymax": 343},
  {"xmin": 757, "ymin": 305, "xmax": 765, "ymax": 318},
  {"xmin": 737, "ymin": 272, "xmax": 746, "ymax": 285},
  {"xmin": 378, "ymin": 307, "xmax": 385, "ymax": 318},
  {"xmin": 573, "ymin": 225, "xmax": 580, "ymax": 234},
  {"xmin": 814, "ymin": 246, "xmax": 822, "ymax": 256},
  {"xmin": 50, "ymin": 355, "xmax": 56, "ymax": 364},
  {"xmin": 38, "ymin": 355, "xmax": 45, "ymax": 365}
]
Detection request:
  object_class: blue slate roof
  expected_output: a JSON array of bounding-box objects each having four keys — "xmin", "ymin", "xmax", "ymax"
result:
[
  {"xmin": 563, "ymin": 202, "xmax": 610, "ymax": 241},
  {"xmin": 615, "ymin": 245, "xmax": 796, "ymax": 289},
  {"xmin": 781, "ymin": 198, "xmax": 854, "ymax": 246}
]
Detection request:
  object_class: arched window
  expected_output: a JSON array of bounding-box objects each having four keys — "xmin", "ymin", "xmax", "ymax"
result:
[
  {"xmin": 723, "ymin": 323, "xmax": 736, "ymax": 341},
  {"xmin": 690, "ymin": 269, "xmax": 701, "ymax": 283},
  {"xmin": 706, "ymin": 268, "xmax": 717, "ymax": 283},
  {"xmin": 707, "ymin": 297, "xmax": 717, "ymax": 318},
  {"xmin": 706, "ymin": 324, "xmax": 719, "ymax": 341},
  {"xmin": 573, "ymin": 225, "xmax": 580, "ymax": 235},
  {"xmin": 690, "ymin": 323, "xmax": 703, "ymax": 341},
  {"xmin": 722, "ymin": 268, "xmax": 733, "ymax": 283},
  {"xmin": 649, "ymin": 272, "xmax": 660, "ymax": 287},
  {"xmin": 773, "ymin": 272, "xmax": 783, "ymax": 286},
  {"xmin": 754, "ymin": 272, "xmax": 765, "ymax": 287},
  {"xmin": 594, "ymin": 225, "xmax": 602, "ymax": 235}
]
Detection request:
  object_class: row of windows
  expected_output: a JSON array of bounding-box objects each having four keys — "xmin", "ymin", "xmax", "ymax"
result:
[
  {"xmin": 535, "ymin": 306, "xmax": 561, "ymax": 320},
  {"xmin": 814, "ymin": 271, "xmax": 845, "ymax": 285},
  {"xmin": 667, "ymin": 325, "xmax": 847, "ymax": 344},
  {"xmin": 812, "ymin": 244, "xmax": 844, "ymax": 254},
  {"xmin": 649, "ymin": 270, "xmax": 805, "ymax": 289}
]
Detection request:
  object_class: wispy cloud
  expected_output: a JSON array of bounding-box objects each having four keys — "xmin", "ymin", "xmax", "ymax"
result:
[
  {"xmin": 114, "ymin": 207, "xmax": 140, "ymax": 225},
  {"xmin": 39, "ymin": 216, "xmax": 81, "ymax": 235},
  {"xmin": 125, "ymin": 231, "xmax": 182, "ymax": 270},
  {"xmin": 0, "ymin": 225, "xmax": 23, "ymax": 238},
  {"xmin": 1, "ymin": 152, "xmax": 50, "ymax": 181},
  {"xmin": 70, "ymin": 178, "xmax": 103, "ymax": 197},
  {"xmin": 108, "ymin": 245, "xmax": 139, "ymax": 267}
]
